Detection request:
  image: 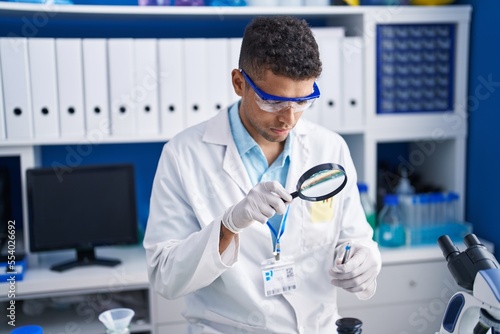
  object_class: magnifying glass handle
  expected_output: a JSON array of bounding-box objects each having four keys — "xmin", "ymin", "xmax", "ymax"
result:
[{"xmin": 281, "ymin": 191, "xmax": 298, "ymax": 203}]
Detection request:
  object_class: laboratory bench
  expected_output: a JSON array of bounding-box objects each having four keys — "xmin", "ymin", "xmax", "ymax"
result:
[{"xmin": 1, "ymin": 240, "xmax": 493, "ymax": 334}]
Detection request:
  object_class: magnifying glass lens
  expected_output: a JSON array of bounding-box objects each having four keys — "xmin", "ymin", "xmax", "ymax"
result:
[
  {"xmin": 294, "ymin": 163, "xmax": 347, "ymax": 202},
  {"xmin": 300, "ymin": 169, "xmax": 344, "ymax": 198}
]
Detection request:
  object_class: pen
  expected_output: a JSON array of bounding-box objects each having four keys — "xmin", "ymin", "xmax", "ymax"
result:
[{"xmin": 341, "ymin": 243, "xmax": 351, "ymax": 264}]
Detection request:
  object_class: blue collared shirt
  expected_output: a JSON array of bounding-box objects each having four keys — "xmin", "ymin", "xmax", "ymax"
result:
[{"xmin": 228, "ymin": 103, "xmax": 291, "ymax": 246}]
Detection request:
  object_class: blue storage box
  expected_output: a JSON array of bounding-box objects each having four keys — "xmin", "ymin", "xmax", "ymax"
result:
[
  {"xmin": 406, "ymin": 222, "xmax": 473, "ymax": 246},
  {"xmin": 0, "ymin": 257, "xmax": 27, "ymax": 283}
]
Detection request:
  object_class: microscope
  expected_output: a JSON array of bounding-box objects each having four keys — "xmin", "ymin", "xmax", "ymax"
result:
[{"xmin": 437, "ymin": 234, "xmax": 500, "ymax": 334}]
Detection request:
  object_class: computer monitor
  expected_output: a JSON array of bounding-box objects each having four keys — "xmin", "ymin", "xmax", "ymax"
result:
[
  {"xmin": 0, "ymin": 167, "xmax": 10, "ymax": 255},
  {"xmin": 26, "ymin": 164, "xmax": 138, "ymax": 272}
]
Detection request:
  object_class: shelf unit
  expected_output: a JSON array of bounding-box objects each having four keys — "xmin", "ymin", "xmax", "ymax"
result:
[
  {"xmin": 0, "ymin": 3, "xmax": 471, "ymax": 333},
  {"xmin": 0, "ymin": 2, "xmax": 471, "ymax": 207},
  {"xmin": 0, "ymin": 246, "xmax": 152, "ymax": 333}
]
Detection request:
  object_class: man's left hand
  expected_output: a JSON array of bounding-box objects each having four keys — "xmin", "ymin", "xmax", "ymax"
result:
[{"xmin": 329, "ymin": 242, "xmax": 381, "ymax": 300}]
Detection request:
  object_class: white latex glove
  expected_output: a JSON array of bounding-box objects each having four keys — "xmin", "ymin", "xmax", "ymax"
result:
[
  {"xmin": 222, "ymin": 181, "xmax": 292, "ymax": 234},
  {"xmin": 329, "ymin": 242, "xmax": 381, "ymax": 300}
]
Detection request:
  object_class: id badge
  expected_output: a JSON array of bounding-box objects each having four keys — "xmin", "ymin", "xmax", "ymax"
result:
[{"xmin": 261, "ymin": 256, "xmax": 297, "ymax": 297}]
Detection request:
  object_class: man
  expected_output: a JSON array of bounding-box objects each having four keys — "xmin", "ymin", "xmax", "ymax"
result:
[{"xmin": 144, "ymin": 15, "xmax": 381, "ymax": 333}]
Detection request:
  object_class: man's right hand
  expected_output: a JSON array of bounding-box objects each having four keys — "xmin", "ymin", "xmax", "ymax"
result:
[{"xmin": 222, "ymin": 181, "xmax": 292, "ymax": 234}]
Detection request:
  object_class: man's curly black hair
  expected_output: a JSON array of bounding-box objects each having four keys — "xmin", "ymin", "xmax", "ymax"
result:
[{"xmin": 239, "ymin": 16, "xmax": 322, "ymax": 81}]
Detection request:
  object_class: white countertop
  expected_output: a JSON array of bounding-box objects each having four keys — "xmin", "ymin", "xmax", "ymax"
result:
[
  {"xmin": 380, "ymin": 238, "xmax": 494, "ymax": 265},
  {"xmin": 0, "ymin": 239, "xmax": 493, "ymax": 300},
  {"xmin": 0, "ymin": 245, "xmax": 149, "ymax": 300}
]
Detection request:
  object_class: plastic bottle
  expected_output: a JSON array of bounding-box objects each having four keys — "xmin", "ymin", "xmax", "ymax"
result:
[
  {"xmin": 394, "ymin": 168, "xmax": 415, "ymax": 228},
  {"xmin": 435, "ymin": 192, "xmax": 446, "ymax": 225},
  {"xmin": 428, "ymin": 193, "xmax": 440, "ymax": 226},
  {"xmin": 246, "ymin": 0, "xmax": 278, "ymax": 5},
  {"xmin": 336, "ymin": 317, "xmax": 363, "ymax": 333},
  {"xmin": 446, "ymin": 192, "xmax": 460, "ymax": 223},
  {"xmin": 377, "ymin": 194, "xmax": 406, "ymax": 247},
  {"xmin": 395, "ymin": 168, "xmax": 415, "ymax": 195},
  {"xmin": 357, "ymin": 183, "xmax": 376, "ymax": 235},
  {"xmin": 418, "ymin": 193, "xmax": 430, "ymax": 226},
  {"xmin": 207, "ymin": 0, "xmax": 246, "ymax": 5},
  {"xmin": 304, "ymin": 0, "xmax": 329, "ymax": 5},
  {"xmin": 278, "ymin": 0, "xmax": 302, "ymax": 5}
]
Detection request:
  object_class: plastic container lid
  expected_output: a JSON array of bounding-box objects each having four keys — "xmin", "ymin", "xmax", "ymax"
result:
[
  {"xmin": 384, "ymin": 194, "xmax": 399, "ymax": 205},
  {"xmin": 357, "ymin": 183, "xmax": 368, "ymax": 192},
  {"xmin": 11, "ymin": 325, "xmax": 43, "ymax": 334},
  {"xmin": 429, "ymin": 192, "xmax": 444, "ymax": 203},
  {"xmin": 418, "ymin": 193, "xmax": 429, "ymax": 204}
]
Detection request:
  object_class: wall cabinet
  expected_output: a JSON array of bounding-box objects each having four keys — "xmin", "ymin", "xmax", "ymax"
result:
[{"xmin": 0, "ymin": 3, "xmax": 472, "ymax": 333}]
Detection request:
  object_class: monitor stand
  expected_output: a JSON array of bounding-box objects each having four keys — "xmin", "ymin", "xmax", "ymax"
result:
[{"xmin": 51, "ymin": 248, "xmax": 121, "ymax": 272}]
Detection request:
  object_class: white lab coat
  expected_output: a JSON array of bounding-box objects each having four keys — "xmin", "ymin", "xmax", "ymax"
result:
[{"xmin": 144, "ymin": 105, "xmax": 380, "ymax": 334}]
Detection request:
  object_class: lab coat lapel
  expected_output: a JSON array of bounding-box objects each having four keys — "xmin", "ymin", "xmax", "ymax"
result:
[
  {"xmin": 286, "ymin": 119, "xmax": 311, "ymax": 194},
  {"xmin": 223, "ymin": 141, "xmax": 253, "ymax": 194},
  {"xmin": 203, "ymin": 107, "xmax": 253, "ymax": 195}
]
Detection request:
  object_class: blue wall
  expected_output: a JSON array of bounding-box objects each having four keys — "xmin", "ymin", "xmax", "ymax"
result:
[{"xmin": 455, "ymin": 1, "xmax": 500, "ymax": 256}]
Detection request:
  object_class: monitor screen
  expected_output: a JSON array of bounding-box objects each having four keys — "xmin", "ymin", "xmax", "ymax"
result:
[
  {"xmin": 0, "ymin": 167, "xmax": 10, "ymax": 254},
  {"xmin": 26, "ymin": 164, "xmax": 138, "ymax": 271}
]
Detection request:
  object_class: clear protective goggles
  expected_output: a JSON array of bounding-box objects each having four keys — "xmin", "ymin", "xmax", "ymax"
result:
[{"xmin": 240, "ymin": 69, "xmax": 320, "ymax": 113}]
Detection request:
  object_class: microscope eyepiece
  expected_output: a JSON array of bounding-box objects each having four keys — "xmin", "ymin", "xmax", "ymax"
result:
[
  {"xmin": 464, "ymin": 233, "xmax": 483, "ymax": 248},
  {"xmin": 438, "ymin": 233, "xmax": 499, "ymax": 290},
  {"xmin": 438, "ymin": 235, "xmax": 460, "ymax": 262}
]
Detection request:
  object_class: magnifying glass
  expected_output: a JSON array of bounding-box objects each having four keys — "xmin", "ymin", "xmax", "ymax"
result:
[
  {"xmin": 291, "ymin": 163, "xmax": 347, "ymax": 201},
  {"xmin": 270, "ymin": 162, "xmax": 347, "ymax": 261}
]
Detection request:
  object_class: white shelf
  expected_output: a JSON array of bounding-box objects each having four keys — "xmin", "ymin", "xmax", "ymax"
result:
[
  {"xmin": 0, "ymin": 245, "xmax": 149, "ymax": 300},
  {"xmin": 0, "ymin": 135, "xmax": 170, "ymax": 147},
  {"xmin": 0, "ymin": 2, "xmax": 472, "ymax": 17},
  {"xmin": 366, "ymin": 113, "xmax": 468, "ymax": 141},
  {"xmin": 0, "ymin": 246, "xmax": 150, "ymax": 332}
]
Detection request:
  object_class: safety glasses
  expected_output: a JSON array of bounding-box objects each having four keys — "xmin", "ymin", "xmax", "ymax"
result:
[{"xmin": 240, "ymin": 69, "xmax": 320, "ymax": 113}]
